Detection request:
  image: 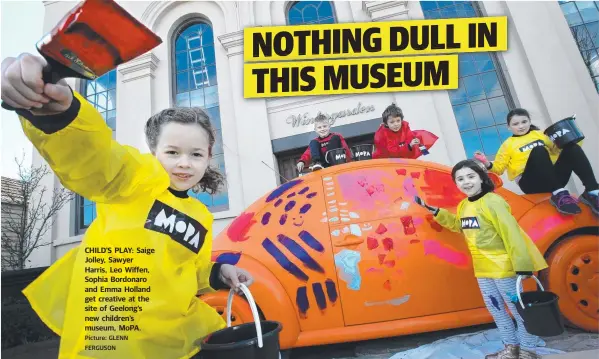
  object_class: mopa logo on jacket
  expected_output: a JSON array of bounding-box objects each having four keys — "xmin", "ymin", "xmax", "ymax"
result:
[
  {"xmin": 519, "ymin": 140, "xmax": 545, "ymax": 152},
  {"xmin": 145, "ymin": 200, "xmax": 206, "ymax": 253},
  {"xmin": 354, "ymin": 150, "xmax": 371, "ymax": 157},
  {"xmin": 461, "ymin": 217, "xmax": 481, "ymax": 229},
  {"xmin": 335, "ymin": 153, "xmax": 346, "ymax": 161}
]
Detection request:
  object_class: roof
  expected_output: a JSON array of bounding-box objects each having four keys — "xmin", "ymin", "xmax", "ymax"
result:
[{"xmin": 1, "ymin": 177, "xmax": 24, "ymax": 204}]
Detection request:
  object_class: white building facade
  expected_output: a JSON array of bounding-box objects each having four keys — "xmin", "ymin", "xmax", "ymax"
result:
[{"xmin": 28, "ymin": 1, "xmax": 599, "ymax": 267}]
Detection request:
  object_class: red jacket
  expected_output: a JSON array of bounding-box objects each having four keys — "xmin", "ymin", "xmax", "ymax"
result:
[
  {"xmin": 372, "ymin": 121, "xmax": 424, "ymax": 159},
  {"xmin": 298, "ymin": 132, "xmax": 352, "ymax": 164}
]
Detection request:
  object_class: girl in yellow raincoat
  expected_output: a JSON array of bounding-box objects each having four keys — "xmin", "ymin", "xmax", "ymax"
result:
[
  {"xmin": 1, "ymin": 53, "xmax": 254, "ymax": 359},
  {"xmin": 415, "ymin": 160, "xmax": 548, "ymax": 359}
]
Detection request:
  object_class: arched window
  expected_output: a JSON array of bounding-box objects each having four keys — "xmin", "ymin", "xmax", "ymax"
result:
[
  {"xmin": 559, "ymin": 1, "xmax": 599, "ymax": 93},
  {"xmin": 421, "ymin": 1, "xmax": 516, "ymax": 159},
  {"xmin": 76, "ymin": 70, "xmax": 117, "ymax": 233},
  {"xmin": 287, "ymin": 1, "xmax": 336, "ymax": 25},
  {"xmin": 173, "ymin": 20, "xmax": 229, "ymax": 212}
]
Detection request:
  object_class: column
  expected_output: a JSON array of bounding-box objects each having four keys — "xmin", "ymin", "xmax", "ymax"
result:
[
  {"xmin": 116, "ymin": 52, "xmax": 160, "ymax": 152},
  {"xmin": 218, "ymin": 31, "xmax": 279, "ymax": 208}
]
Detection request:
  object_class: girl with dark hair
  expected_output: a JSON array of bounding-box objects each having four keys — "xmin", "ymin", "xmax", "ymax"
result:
[
  {"xmin": 475, "ymin": 108, "xmax": 598, "ymax": 216},
  {"xmin": 1, "ymin": 53, "xmax": 254, "ymax": 359},
  {"xmin": 415, "ymin": 160, "xmax": 548, "ymax": 359}
]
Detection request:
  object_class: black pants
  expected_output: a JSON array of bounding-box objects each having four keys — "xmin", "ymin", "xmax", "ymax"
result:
[
  {"xmin": 309, "ymin": 135, "xmax": 342, "ymax": 167},
  {"xmin": 518, "ymin": 145, "xmax": 599, "ymax": 194}
]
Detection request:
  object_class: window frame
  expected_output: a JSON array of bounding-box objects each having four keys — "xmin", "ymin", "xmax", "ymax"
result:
[
  {"xmin": 421, "ymin": 1, "xmax": 517, "ymax": 160},
  {"xmin": 285, "ymin": 1, "xmax": 337, "ymax": 26},
  {"xmin": 170, "ymin": 18, "xmax": 230, "ymax": 213}
]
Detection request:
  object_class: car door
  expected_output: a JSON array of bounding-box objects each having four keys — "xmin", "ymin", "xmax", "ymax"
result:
[{"xmin": 324, "ymin": 161, "xmax": 485, "ymax": 326}]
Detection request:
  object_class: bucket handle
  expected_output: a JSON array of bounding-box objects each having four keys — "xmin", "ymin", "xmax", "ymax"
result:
[
  {"xmin": 516, "ymin": 275, "xmax": 545, "ymax": 310},
  {"xmin": 226, "ymin": 283, "xmax": 263, "ymax": 348}
]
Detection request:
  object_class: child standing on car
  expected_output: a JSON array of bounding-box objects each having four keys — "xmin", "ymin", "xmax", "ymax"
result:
[
  {"xmin": 415, "ymin": 160, "xmax": 548, "ymax": 359},
  {"xmin": 1, "ymin": 53, "xmax": 254, "ymax": 359},
  {"xmin": 475, "ymin": 108, "xmax": 599, "ymax": 217},
  {"xmin": 372, "ymin": 104, "xmax": 425, "ymax": 159},
  {"xmin": 297, "ymin": 113, "xmax": 352, "ymax": 172}
]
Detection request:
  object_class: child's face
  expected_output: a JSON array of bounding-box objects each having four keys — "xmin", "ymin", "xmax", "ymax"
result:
[
  {"xmin": 314, "ymin": 121, "xmax": 331, "ymax": 137},
  {"xmin": 508, "ymin": 115, "xmax": 531, "ymax": 136},
  {"xmin": 155, "ymin": 122, "xmax": 211, "ymax": 192},
  {"xmin": 454, "ymin": 167, "xmax": 483, "ymax": 197},
  {"xmin": 387, "ymin": 116, "xmax": 402, "ymax": 132}
]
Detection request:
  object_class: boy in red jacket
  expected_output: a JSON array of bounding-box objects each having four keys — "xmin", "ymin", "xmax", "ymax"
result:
[
  {"xmin": 297, "ymin": 114, "xmax": 352, "ymax": 173},
  {"xmin": 373, "ymin": 104, "xmax": 424, "ymax": 159}
]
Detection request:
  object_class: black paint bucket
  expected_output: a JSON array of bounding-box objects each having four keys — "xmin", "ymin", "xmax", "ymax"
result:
[
  {"xmin": 325, "ymin": 148, "xmax": 347, "ymax": 165},
  {"xmin": 200, "ymin": 284, "xmax": 283, "ymax": 359},
  {"xmin": 544, "ymin": 115, "xmax": 584, "ymax": 149},
  {"xmin": 515, "ymin": 276, "xmax": 565, "ymax": 337},
  {"xmin": 351, "ymin": 144, "xmax": 374, "ymax": 161}
]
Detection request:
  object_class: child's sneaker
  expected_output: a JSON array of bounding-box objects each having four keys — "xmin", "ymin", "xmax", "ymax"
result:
[
  {"xmin": 485, "ymin": 344, "xmax": 519, "ymax": 359},
  {"xmin": 550, "ymin": 191, "xmax": 581, "ymax": 215},
  {"xmin": 310, "ymin": 162, "xmax": 323, "ymax": 171},
  {"xmin": 579, "ymin": 191, "xmax": 599, "ymax": 216}
]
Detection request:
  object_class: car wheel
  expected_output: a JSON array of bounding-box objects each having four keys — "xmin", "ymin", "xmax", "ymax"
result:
[{"xmin": 544, "ymin": 234, "xmax": 598, "ymax": 332}]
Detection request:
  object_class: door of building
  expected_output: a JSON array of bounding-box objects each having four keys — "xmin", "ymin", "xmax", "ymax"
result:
[{"xmin": 276, "ymin": 134, "xmax": 375, "ymax": 184}]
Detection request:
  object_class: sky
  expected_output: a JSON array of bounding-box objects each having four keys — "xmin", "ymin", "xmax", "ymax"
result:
[{"xmin": 1, "ymin": 1, "xmax": 44, "ymax": 179}]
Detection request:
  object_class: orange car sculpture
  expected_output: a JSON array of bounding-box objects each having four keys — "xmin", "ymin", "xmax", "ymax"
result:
[{"xmin": 201, "ymin": 159, "xmax": 598, "ymax": 351}]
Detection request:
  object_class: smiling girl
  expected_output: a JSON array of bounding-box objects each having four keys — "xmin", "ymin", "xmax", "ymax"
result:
[
  {"xmin": 415, "ymin": 160, "xmax": 548, "ymax": 359},
  {"xmin": 475, "ymin": 108, "xmax": 599, "ymax": 216}
]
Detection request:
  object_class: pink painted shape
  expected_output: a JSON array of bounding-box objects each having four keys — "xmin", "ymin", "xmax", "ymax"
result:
[
  {"xmin": 423, "ymin": 240, "xmax": 469, "ymax": 268},
  {"xmin": 528, "ymin": 214, "xmax": 571, "ymax": 242},
  {"xmin": 337, "ymin": 171, "xmax": 392, "ymax": 210},
  {"xmin": 403, "ymin": 177, "xmax": 418, "ymax": 198},
  {"xmin": 413, "ymin": 217, "xmax": 424, "ymax": 226}
]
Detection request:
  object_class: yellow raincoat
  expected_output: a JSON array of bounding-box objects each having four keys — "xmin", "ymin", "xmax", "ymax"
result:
[
  {"xmin": 19, "ymin": 92, "xmax": 226, "ymax": 359},
  {"xmin": 490, "ymin": 130, "xmax": 559, "ymax": 181},
  {"xmin": 434, "ymin": 192, "xmax": 547, "ymax": 278}
]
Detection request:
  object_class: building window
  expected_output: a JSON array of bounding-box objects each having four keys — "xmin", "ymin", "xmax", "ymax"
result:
[
  {"xmin": 287, "ymin": 1, "xmax": 336, "ymax": 25},
  {"xmin": 173, "ymin": 20, "xmax": 229, "ymax": 212},
  {"xmin": 421, "ymin": 1, "xmax": 515, "ymax": 159},
  {"xmin": 76, "ymin": 70, "xmax": 117, "ymax": 233},
  {"xmin": 559, "ymin": 1, "xmax": 599, "ymax": 92}
]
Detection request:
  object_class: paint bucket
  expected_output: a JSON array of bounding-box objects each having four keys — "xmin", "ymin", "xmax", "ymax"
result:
[
  {"xmin": 515, "ymin": 275, "xmax": 564, "ymax": 337},
  {"xmin": 351, "ymin": 144, "xmax": 374, "ymax": 161},
  {"xmin": 325, "ymin": 148, "xmax": 347, "ymax": 166},
  {"xmin": 544, "ymin": 115, "xmax": 584, "ymax": 149},
  {"xmin": 200, "ymin": 284, "xmax": 283, "ymax": 359}
]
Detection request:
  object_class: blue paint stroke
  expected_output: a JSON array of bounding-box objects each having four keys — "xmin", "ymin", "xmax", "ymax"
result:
[
  {"xmin": 278, "ymin": 234, "xmax": 324, "ymax": 273},
  {"xmin": 280, "ymin": 214, "xmax": 288, "ymax": 225},
  {"xmin": 215, "ymin": 252, "xmax": 241, "ymax": 265},
  {"xmin": 266, "ymin": 179, "xmax": 304, "ymax": 202},
  {"xmin": 334, "ymin": 249, "xmax": 362, "ymax": 291},
  {"xmin": 285, "ymin": 200, "xmax": 297, "ymax": 212},
  {"xmin": 287, "ymin": 192, "xmax": 296, "ymax": 198},
  {"xmin": 312, "ymin": 282, "xmax": 327, "ymax": 311},
  {"xmin": 275, "ymin": 198, "xmax": 283, "ymax": 207},
  {"xmin": 307, "ymin": 192, "xmax": 317, "ymax": 199},
  {"xmin": 262, "ymin": 238, "xmax": 308, "ymax": 282},
  {"xmin": 325, "ymin": 279, "xmax": 338, "ymax": 304},
  {"xmin": 298, "ymin": 230, "xmax": 325, "ymax": 252},
  {"xmin": 296, "ymin": 287, "xmax": 310, "ymax": 316},
  {"xmin": 261, "ymin": 212, "xmax": 271, "ymax": 225},
  {"xmin": 490, "ymin": 295, "xmax": 500, "ymax": 311},
  {"xmin": 299, "ymin": 204, "xmax": 312, "ymax": 214},
  {"xmin": 299, "ymin": 186, "xmax": 310, "ymax": 195}
]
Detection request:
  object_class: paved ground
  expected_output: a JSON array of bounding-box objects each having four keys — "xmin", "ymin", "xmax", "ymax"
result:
[{"xmin": 3, "ymin": 324, "xmax": 597, "ymax": 359}]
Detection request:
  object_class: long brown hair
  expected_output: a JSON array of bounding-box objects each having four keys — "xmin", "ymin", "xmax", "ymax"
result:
[{"xmin": 144, "ymin": 107, "xmax": 225, "ymax": 195}]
